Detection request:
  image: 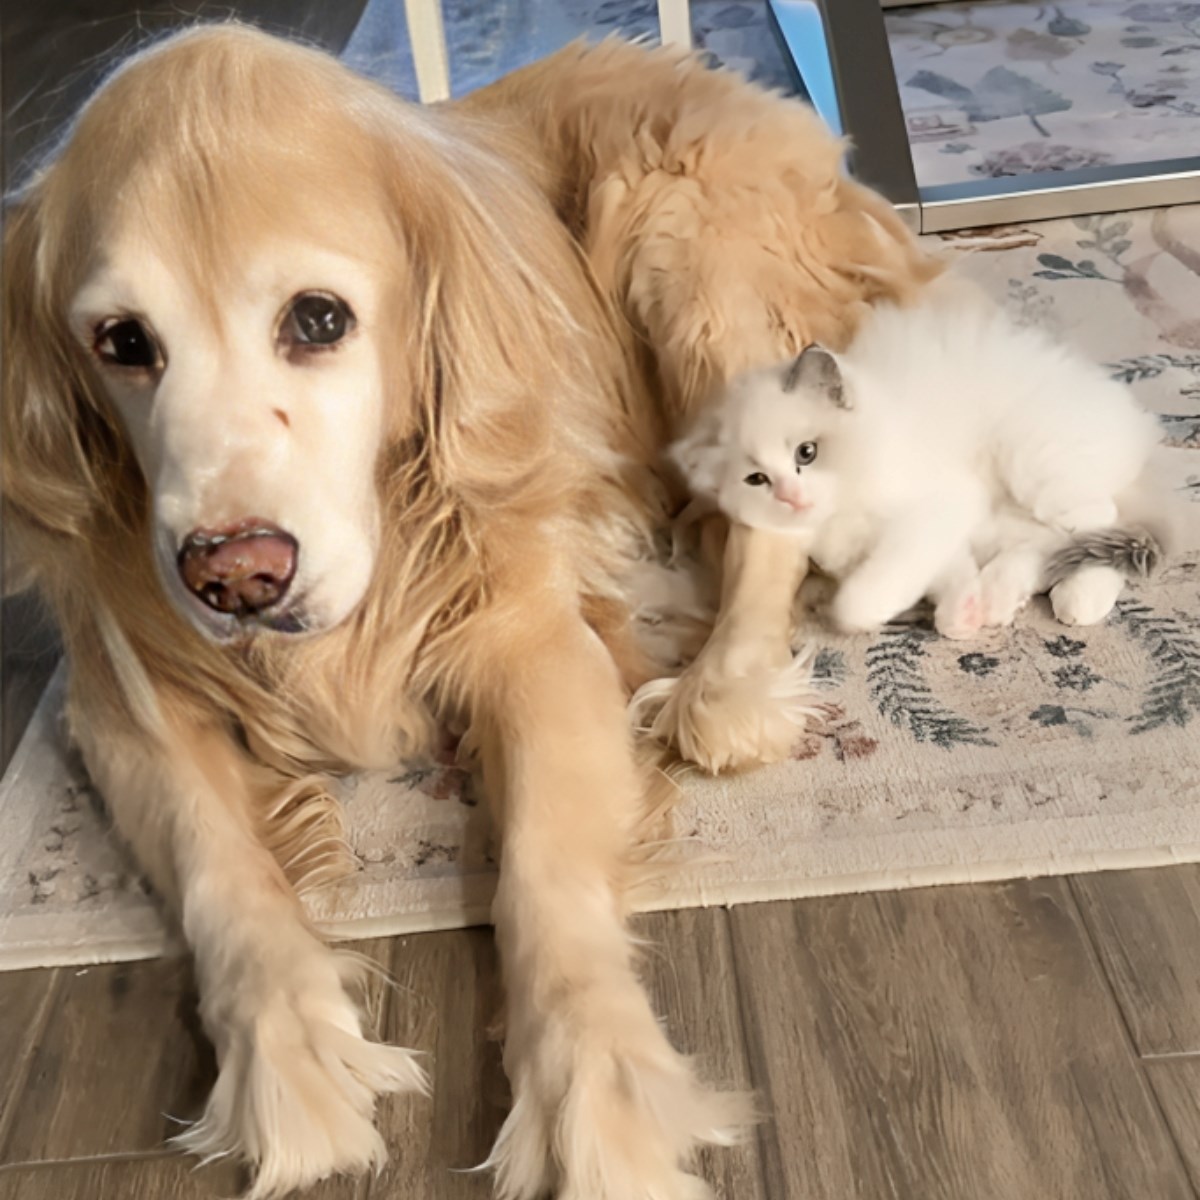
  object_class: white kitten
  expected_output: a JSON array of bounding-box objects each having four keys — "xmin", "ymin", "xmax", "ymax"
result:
[{"xmin": 671, "ymin": 281, "xmax": 1164, "ymax": 638}]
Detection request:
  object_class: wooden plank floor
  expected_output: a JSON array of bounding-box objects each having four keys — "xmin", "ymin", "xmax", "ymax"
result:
[{"xmin": 1, "ymin": 867, "xmax": 1198, "ymax": 1199}]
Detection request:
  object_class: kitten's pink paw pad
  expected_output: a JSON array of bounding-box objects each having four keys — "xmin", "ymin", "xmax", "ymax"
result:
[{"xmin": 935, "ymin": 590, "xmax": 983, "ymax": 640}]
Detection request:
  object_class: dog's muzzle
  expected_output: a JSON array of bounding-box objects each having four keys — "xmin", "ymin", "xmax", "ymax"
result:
[{"xmin": 177, "ymin": 519, "xmax": 298, "ymax": 618}]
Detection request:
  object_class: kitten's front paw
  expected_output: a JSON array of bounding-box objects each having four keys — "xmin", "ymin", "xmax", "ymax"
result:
[
  {"xmin": 934, "ymin": 586, "xmax": 983, "ymax": 641},
  {"xmin": 980, "ymin": 560, "xmax": 1032, "ymax": 627},
  {"xmin": 830, "ymin": 584, "xmax": 892, "ymax": 635},
  {"xmin": 1050, "ymin": 566, "xmax": 1124, "ymax": 626}
]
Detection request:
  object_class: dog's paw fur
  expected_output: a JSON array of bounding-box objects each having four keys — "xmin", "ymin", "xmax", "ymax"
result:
[
  {"xmin": 631, "ymin": 650, "xmax": 821, "ymax": 773},
  {"xmin": 488, "ymin": 1014, "xmax": 750, "ymax": 1200},
  {"xmin": 174, "ymin": 947, "xmax": 426, "ymax": 1198}
]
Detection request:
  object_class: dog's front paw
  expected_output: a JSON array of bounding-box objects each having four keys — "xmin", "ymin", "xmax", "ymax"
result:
[
  {"xmin": 631, "ymin": 650, "xmax": 821, "ymax": 773},
  {"xmin": 176, "ymin": 941, "xmax": 426, "ymax": 1198},
  {"xmin": 490, "ymin": 1012, "xmax": 750, "ymax": 1200}
]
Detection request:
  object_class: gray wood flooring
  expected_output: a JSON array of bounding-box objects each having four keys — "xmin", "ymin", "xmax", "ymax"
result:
[{"xmin": 2, "ymin": 868, "xmax": 1199, "ymax": 1199}]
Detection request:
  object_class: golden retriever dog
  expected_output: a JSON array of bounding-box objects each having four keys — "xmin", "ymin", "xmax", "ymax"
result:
[{"xmin": 2, "ymin": 25, "xmax": 935, "ymax": 1200}]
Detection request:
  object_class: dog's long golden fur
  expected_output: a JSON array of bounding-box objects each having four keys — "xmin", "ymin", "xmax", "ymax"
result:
[
  {"xmin": 3, "ymin": 26, "xmax": 936, "ymax": 1199},
  {"xmin": 465, "ymin": 40, "xmax": 937, "ymax": 414}
]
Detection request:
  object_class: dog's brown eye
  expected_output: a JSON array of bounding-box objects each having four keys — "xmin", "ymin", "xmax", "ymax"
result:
[
  {"xmin": 744, "ymin": 472, "xmax": 771, "ymax": 488},
  {"xmin": 95, "ymin": 318, "xmax": 161, "ymax": 369},
  {"xmin": 282, "ymin": 293, "xmax": 354, "ymax": 349}
]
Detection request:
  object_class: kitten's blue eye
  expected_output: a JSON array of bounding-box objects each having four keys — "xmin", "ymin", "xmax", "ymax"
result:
[
  {"xmin": 744, "ymin": 472, "xmax": 771, "ymax": 488},
  {"xmin": 795, "ymin": 441, "xmax": 818, "ymax": 468}
]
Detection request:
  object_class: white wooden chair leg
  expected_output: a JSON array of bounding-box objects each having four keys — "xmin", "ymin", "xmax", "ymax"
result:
[
  {"xmin": 657, "ymin": 0, "xmax": 693, "ymax": 48},
  {"xmin": 404, "ymin": 0, "xmax": 451, "ymax": 103}
]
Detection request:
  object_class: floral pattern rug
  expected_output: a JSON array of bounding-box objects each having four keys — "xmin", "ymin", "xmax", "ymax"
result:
[
  {"xmin": 4, "ymin": 14, "xmax": 1200, "ymax": 967},
  {"xmin": 3, "ymin": 203, "xmax": 1198, "ymax": 970},
  {"xmin": 887, "ymin": 0, "xmax": 1200, "ymax": 186}
]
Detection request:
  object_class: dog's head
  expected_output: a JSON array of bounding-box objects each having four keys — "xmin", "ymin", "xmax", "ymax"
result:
[{"xmin": 4, "ymin": 25, "xmax": 581, "ymax": 644}]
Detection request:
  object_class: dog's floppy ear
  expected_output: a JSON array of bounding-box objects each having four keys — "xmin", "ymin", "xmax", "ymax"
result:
[
  {"xmin": 3, "ymin": 190, "xmax": 130, "ymax": 545},
  {"xmin": 782, "ymin": 344, "xmax": 847, "ymax": 408},
  {"xmin": 383, "ymin": 118, "xmax": 629, "ymax": 509}
]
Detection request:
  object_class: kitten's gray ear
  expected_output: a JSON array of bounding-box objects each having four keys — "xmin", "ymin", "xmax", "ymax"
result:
[
  {"xmin": 669, "ymin": 412, "xmax": 725, "ymax": 498},
  {"xmin": 782, "ymin": 344, "xmax": 847, "ymax": 408}
]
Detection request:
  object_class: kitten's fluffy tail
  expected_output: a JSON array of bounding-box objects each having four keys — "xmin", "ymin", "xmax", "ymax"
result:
[
  {"xmin": 1045, "ymin": 475, "xmax": 1181, "ymax": 588},
  {"xmin": 1045, "ymin": 527, "xmax": 1162, "ymax": 588}
]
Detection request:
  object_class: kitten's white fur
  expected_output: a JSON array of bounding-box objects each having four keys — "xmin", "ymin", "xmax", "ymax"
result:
[{"xmin": 672, "ymin": 278, "xmax": 1163, "ymax": 638}]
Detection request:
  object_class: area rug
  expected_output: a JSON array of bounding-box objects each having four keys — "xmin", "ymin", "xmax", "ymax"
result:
[
  {"xmin": 2, "ymin": 203, "xmax": 1199, "ymax": 970},
  {"xmin": 886, "ymin": 0, "xmax": 1200, "ymax": 188}
]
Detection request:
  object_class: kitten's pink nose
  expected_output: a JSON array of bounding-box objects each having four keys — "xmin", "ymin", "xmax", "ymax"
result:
[{"xmin": 775, "ymin": 484, "xmax": 811, "ymax": 512}]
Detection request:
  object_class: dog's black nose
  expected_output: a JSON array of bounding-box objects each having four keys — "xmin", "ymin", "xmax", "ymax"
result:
[{"xmin": 178, "ymin": 519, "xmax": 298, "ymax": 617}]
